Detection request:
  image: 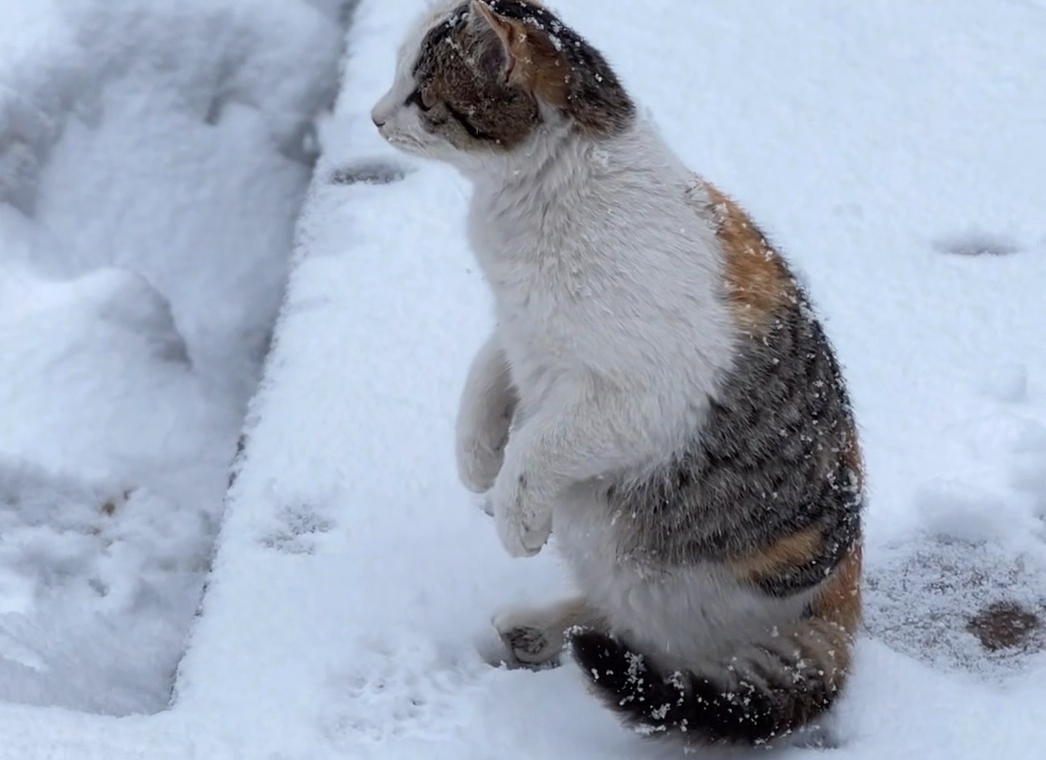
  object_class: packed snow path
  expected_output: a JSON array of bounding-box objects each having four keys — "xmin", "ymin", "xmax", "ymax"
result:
[
  {"xmin": 2, "ymin": 0, "xmax": 1046, "ymax": 757},
  {"xmin": 0, "ymin": 0, "xmax": 347, "ymax": 723}
]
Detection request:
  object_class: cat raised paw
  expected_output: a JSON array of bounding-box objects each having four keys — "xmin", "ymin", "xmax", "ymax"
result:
[
  {"xmin": 453, "ymin": 333, "xmax": 516, "ymax": 493},
  {"xmin": 455, "ymin": 433, "xmax": 505, "ymax": 493},
  {"xmin": 489, "ymin": 462, "xmax": 553, "ymax": 557}
]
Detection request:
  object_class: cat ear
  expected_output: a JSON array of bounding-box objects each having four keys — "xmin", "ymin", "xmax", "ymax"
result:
[
  {"xmin": 467, "ymin": 0, "xmax": 634, "ymax": 137},
  {"xmin": 470, "ymin": 0, "xmax": 529, "ymax": 81}
]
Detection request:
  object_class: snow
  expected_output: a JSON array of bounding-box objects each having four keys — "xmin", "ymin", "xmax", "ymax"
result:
[
  {"xmin": 1, "ymin": 0, "xmax": 1045, "ymax": 757},
  {"xmin": 0, "ymin": 0, "xmax": 345, "ymax": 720}
]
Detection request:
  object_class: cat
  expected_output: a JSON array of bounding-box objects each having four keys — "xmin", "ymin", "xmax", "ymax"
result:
[{"xmin": 371, "ymin": 0, "xmax": 864, "ymax": 748}]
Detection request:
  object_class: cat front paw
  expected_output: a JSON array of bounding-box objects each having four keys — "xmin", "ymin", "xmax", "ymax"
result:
[
  {"xmin": 455, "ymin": 432, "xmax": 505, "ymax": 494},
  {"xmin": 489, "ymin": 464, "xmax": 553, "ymax": 558}
]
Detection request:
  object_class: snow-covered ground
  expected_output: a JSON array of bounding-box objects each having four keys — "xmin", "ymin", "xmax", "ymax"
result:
[
  {"xmin": 0, "ymin": 0, "xmax": 346, "ymax": 717},
  {"xmin": 2, "ymin": 0, "xmax": 1046, "ymax": 757}
]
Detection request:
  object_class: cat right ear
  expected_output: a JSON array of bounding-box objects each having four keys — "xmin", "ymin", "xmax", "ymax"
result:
[{"xmin": 470, "ymin": 0, "xmax": 529, "ymax": 82}]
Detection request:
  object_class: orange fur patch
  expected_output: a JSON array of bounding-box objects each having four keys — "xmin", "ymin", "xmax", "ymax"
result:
[
  {"xmin": 471, "ymin": 1, "xmax": 634, "ymax": 137},
  {"xmin": 790, "ymin": 615, "xmax": 854, "ymax": 688},
  {"xmin": 726, "ymin": 527, "xmax": 824, "ymax": 585},
  {"xmin": 810, "ymin": 541, "xmax": 863, "ymax": 637},
  {"xmin": 477, "ymin": 8, "xmax": 570, "ymax": 110},
  {"xmin": 700, "ymin": 181, "xmax": 795, "ymax": 334}
]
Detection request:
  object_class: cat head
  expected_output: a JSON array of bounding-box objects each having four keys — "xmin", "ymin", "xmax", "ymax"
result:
[{"xmin": 371, "ymin": 0, "xmax": 634, "ymax": 170}]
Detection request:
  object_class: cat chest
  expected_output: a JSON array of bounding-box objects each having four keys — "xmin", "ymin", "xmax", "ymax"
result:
[{"xmin": 495, "ymin": 299, "xmax": 577, "ymax": 405}]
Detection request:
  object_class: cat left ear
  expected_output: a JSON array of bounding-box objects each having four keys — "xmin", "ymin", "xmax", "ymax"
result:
[{"xmin": 470, "ymin": 0, "xmax": 530, "ymax": 82}]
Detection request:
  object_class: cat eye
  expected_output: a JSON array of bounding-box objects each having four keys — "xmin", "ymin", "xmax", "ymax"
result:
[{"xmin": 405, "ymin": 87, "xmax": 436, "ymax": 112}]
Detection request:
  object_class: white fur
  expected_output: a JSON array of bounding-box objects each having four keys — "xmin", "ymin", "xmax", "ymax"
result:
[
  {"xmin": 455, "ymin": 332, "xmax": 515, "ymax": 493},
  {"xmin": 464, "ymin": 115, "xmax": 740, "ymax": 558},
  {"xmin": 370, "ymin": 1, "xmax": 470, "ymax": 164},
  {"xmin": 373, "ymin": 3, "xmax": 759, "ymax": 661},
  {"xmin": 553, "ymin": 489, "xmax": 814, "ymax": 672}
]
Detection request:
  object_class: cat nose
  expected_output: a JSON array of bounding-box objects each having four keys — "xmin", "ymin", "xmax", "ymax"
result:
[{"xmin": 371, "ymin": 105, "xmax": 388, "ymax": 128}]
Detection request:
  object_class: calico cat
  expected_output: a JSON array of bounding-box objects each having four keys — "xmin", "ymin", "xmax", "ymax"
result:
[{"xmin": 372, "ymin": 0, "xmax": 864, "ymax": 747}]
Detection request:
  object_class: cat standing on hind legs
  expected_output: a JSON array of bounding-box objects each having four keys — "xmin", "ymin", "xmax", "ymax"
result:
[{"xmin": 372, "ymin": 0, "xmax": 865, "ymax": 747}]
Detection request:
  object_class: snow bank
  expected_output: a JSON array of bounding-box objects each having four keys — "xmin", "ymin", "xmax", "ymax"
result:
[
  {"xmin": 0, "ymin": 0, "xmax": 346, "ymax": 715},
  {"xmin": 170, "ymin": 0, "xmax": 1046, "ymax": 757}
]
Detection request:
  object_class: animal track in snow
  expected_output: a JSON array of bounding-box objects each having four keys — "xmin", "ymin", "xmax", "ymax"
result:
[
  {"xmin": 329, "ymin": 160, "xmax": 408, "ymax": 186},
  {"xmin": 258, "ymin": 501, "xmax": 335, "ymax": 555},
  {"xmin": 933, "ymin": 230, "xmax": 1021, "ymax": 257},
  {"xmin": 318, "ymin": 634, "xmax": 479, "ymax": 751}
]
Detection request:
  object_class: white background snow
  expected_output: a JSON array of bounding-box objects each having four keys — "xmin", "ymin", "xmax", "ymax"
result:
[{"xmin": 0, "ymin": 0, "xmax": 1044, "ymax": 757}]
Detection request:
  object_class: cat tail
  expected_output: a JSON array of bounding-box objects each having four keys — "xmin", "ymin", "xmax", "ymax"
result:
[
  {"xmin": 569, "ymin": 617, "xmax": 852, "ymax": 746},
  {"xmin": 568, "ymin": 548, "xmax": 861, "ymax": 747}
]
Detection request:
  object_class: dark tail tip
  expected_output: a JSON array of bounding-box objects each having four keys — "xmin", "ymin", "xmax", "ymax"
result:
[{"xmin": 568, "ymin": 629, "xmax": 835, "ymax": 746}]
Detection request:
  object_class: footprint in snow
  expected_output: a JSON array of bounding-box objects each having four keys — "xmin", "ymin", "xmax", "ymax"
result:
[
  {"xmin": 932, "ymin": 230, "xmax": 1021, "ymax": 257},
  {"xmin": 329, "ymin": 160, "xmax": 409, "ymax": 186},
  {"xmin": 318, "ymin": 634, "xmax": 479, "ymax": 751},
  {"xmin": 257, "ymin": 501, "xmax": 335, "ymax": 555}
]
